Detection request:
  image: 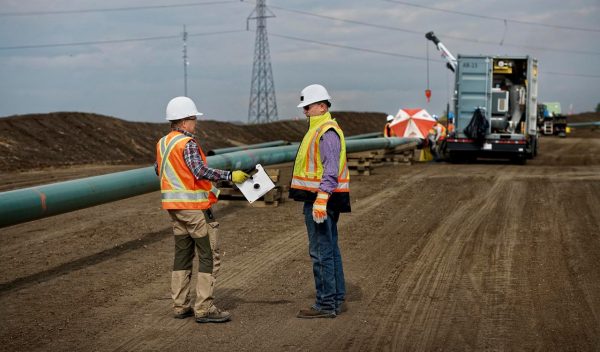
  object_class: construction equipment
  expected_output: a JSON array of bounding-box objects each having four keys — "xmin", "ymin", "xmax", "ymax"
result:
[
  {"xmin": 426, "ymin": 31, "xmax": 539, "ymax": 164},
  {"xmin": 537, "ymin": 102, "xmax": 567, "ymax": 137},
  {"xmin": 425, "ymin": 31, "xmax": 457, "ymax": 72}
]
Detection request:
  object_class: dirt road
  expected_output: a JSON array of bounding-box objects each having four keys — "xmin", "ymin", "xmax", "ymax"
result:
[{"xmin": 1, "ymin": 136, "xmax": 599, "ymax": 351}]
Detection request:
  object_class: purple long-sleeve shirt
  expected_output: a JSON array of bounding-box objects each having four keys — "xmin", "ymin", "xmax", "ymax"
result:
[{"xmin": 319, "ymin": 129, "xmax": 341, "ymax": 194}]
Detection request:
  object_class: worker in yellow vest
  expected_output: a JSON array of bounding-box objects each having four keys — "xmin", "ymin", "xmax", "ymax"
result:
[
  {"xmin": 383, "ymin": 114, "xmax": 396, "ymax": 137},
  {"xmin": 290, "ymin": 84, "xmax": 350, "ymax": 319},
  {"xmin": 155, "ymin": 96, "xmax": 249, "ymax": 323}
]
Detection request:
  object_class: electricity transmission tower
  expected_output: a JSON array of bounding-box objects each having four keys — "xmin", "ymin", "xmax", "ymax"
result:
[{"xmin": 247, "ymin": 0, "xmax": 278, "ymax": 124}]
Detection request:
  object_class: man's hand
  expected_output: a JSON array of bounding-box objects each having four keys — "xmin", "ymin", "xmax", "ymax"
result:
[
  {"xmin": 231, "ymin": 170, "xmax": 250, "ymax": 183},
  {"xmin": 312, "ymin": 191, "xmax": 330, "ymax": 223}
]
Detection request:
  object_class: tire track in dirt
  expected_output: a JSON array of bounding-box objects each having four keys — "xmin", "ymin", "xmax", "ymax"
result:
[
  {"xmin": 92, "ymin": 170, "xmax": 425, "ymax": 351},
  {"xmin": 344, "ymin": 168, "xmax": 522, "ymax": 351}
]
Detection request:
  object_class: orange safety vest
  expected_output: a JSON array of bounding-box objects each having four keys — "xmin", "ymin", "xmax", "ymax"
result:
[
  {"xmin": 438, "ymin": 124, "xmax": 447, "ymax": 141},
  {"xmin": 429, "ymin": 123, "xmax": 447, "ymax": 142},
  {"xmin": 156, "ymin": 130, "xmax": 219, "ymax": 210},
  {"xmin": 448, "ymin": 123, "xmax": 455, "ymax": 134},
  {"xmin": 383, "ymin": 122, "xmax": 393, "ymax": 137}
]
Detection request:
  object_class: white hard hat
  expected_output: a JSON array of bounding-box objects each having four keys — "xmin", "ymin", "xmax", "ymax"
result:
[
  {"xmin": 165, "ymin": 96, "xmax": 203, "ymax": 121},
  {"xmin": 432, "ymin": 114, "xmax": 439, "ymax": 120},
  {"xmin": 386, "ymin": 114, "xmax": 394, "ymax": 122},
  {"xmin": 297, "ymin": 84, "xmax": 331, "ymax": 108}
]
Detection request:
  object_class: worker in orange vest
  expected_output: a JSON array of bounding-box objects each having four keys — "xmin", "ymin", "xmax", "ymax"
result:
[
  {"xmin": 428, "ymin": 115, "xmax": 447, "ymax": 160},
  {"xmin": 383, "ymin": 114, "xmax": 395, "ymax": 137},
  {"xmin": 155, "ymin": 96, "xmax": 249, "ymax": 323}
]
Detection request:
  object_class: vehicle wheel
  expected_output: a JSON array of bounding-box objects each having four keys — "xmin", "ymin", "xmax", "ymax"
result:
[
  {"xmin": 448, "ymin": 151, "xmax": 464, "ymax": 163},
  {"xmin": 512, "ymin": 154, "xmax": 527, "ymax": 165},
  {"xmin": 526, "ymin": 136, "xmax": 537, "ymax": 159}
]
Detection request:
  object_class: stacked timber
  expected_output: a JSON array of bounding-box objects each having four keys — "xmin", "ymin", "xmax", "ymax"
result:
[
  {"xmin": 346, "ymin": 151, "xmax": 382, "ymax": 176},
  {"xmin": 382, "ymin": 141, "xmax": 419, "ymax": 165},
  {"xmin": 347, "ymin": 140, "xmax": 419, "ymax": 174}
]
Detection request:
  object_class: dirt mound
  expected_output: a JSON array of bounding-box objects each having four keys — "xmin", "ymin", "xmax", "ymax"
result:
[{"xmin": 0, "ymin": 111, "xmax": 386, "ymax": 172}]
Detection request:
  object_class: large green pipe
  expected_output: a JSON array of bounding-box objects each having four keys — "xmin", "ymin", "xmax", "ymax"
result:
[
  {"xmin": 346, "ymin": 132, "xmax": 382, "ymax": 140},
  {"xmin": 207, "ymin": 140, "xmax": 289, "ymax": 156},
  {"xmin": 568, "ymin": 121, "xmax": 600, "ymax": 127},
  {"xmin": 0, "ymin": 137, "xmax": 418, "ymax": 228}
]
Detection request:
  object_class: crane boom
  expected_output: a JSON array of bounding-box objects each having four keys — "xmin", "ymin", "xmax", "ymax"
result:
[{"xmin": 425, "ymin": 31, "xmax": 457, "ymax": 72}]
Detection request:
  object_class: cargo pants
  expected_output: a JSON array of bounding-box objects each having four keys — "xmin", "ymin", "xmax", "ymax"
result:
[{"xmin": 168, "ymin": 209, "xmax": 220, "ymax": 315}]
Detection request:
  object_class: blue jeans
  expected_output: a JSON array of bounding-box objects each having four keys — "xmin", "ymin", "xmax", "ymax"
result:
[{"xmin": 303, "ymin": 202, "xmax": 346, "ymax": 313}]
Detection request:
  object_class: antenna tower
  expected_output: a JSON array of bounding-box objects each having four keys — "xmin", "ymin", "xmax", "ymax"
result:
[
  {"xmin": 247, "ymin": 0, "xmax": 278, "ymax": 124},
  {"xmin": 182, "ymin": 25, "xmax": 189, "ymax": 97}
]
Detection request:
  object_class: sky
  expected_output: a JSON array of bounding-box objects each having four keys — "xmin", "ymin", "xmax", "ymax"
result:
[{"xmin": 0, "ymin": 0, "xmax": 599, "ymax": 123}]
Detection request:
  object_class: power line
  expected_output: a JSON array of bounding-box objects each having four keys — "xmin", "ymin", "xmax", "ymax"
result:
[
  {"xmin": 268, "ymin": 4, "xmax": 600, "ymax": 56},
  {"xmin": 0, "ymin": 1, "xmax": 239, "ymax": 17},
  {"xmin": 4, "ymin": 1, "xmax": 597, "ymax": 55},
  {"xmin": 0, "ymin": 23, "xmax": 596, "ymax": 80},
  {"xmin": 383, "ymin": 0, "xmax": 600, "ymax": 33},
  {"xmin": 269, "ymin": 4, "xmax": 421, "ymax": 35},
  {"xmin": 270, "ymin": 32, "xmax": 600, "ymax": 79},
  {"xmin": 270, "ymin": 33, "xmax": 437, "ymax": 62},
  {"xmin": 0, "ymin": 29, "xmax": 246, "ymax": 50}
]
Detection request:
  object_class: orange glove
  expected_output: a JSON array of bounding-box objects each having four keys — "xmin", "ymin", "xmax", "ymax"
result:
[{"xmin": 312, "ymin": 191, "xmax": 330, "ymax": 223}]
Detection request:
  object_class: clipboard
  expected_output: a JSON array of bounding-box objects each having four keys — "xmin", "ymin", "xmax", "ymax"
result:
[{"xmin": 234, "ymin": 164, "xmax": 276, "ymax": 203}]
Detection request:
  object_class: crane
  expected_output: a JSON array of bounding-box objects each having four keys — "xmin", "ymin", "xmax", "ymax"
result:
[{"xmin": 425, "ymin": 31, "xmax": 457, "ymax": 72}]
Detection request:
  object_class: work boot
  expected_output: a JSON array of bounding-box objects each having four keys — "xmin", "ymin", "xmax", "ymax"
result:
[
  {"xmin": 335, "ymin": 302, "xmax": 348, "ymax": 315},
  {"xmin": 297, "ymin": 307, "xmax": 336, "ymax": 319},
  {"xmin": 195, "ymin": 306, "xmax": 231, "ymax": 323},
  {"xmin": 173, "ymin": 306, "xmax": 193, "ymax": 319}
]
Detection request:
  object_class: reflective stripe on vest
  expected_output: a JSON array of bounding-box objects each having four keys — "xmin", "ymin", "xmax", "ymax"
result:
[
  {"xmin": 156, "ymin": 131, "xmax": 219, "ymax": 209},
  {"xmin": 290, "ymin": 113, "xmax": 349, "ymax": 193}
]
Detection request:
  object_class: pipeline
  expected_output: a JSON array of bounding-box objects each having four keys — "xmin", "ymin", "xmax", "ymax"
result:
[
  {"xmin": 0, "ymin": 137, "xmax": 419, "ymax": 228},
  {"xmin": 568, "ymin": 121, "xmax": 600, "ymax": 127},
  {"xmin": 346, "ymin": 132, "xmax": 382, "ymax": 140},
  {"xmin": 207, "ymin": 140, "xmax": 289, "ymax": 156}
]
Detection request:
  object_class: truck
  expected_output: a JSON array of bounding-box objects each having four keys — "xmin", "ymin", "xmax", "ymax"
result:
[
  {"xmin": 538, "ymin": 102, "xmax": 567, "ymax": 137},
  {"xmin": 426, "ymin": 32, "xmax": 539, "ymax": 164}
]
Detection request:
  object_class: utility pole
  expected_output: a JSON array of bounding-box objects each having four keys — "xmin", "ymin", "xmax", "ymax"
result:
[
  {"xmin": 247, "ymin": 0, "xmax": 278, "ymax": 124},
  {"xmin": 182, "ymin": 25, "xmax": 188, "ymax": 97}
]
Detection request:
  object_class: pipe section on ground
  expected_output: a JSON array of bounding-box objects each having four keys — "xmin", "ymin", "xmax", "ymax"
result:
[
  {"xmin": 568, "ymin": 121, "xmax": 600, "ymax": 127},
  {"xmin": 0, "ymin": 137, "xmax": 419, "ymax": 228},
  {"xmin": 346, "ymin": 132, "xmax": 382, "ymax": 140},
  {"xmin": 207, "ymin": 140, "xmax": 289, "ymax": 156}
]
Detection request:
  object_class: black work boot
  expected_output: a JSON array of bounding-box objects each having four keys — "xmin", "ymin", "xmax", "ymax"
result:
[{"xmin": 297, "ymin": 307, "xmax": 336, "ymax": 319}]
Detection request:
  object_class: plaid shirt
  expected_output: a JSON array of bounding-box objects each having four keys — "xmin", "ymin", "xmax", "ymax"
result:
[{"xmin": 155, "ymin": 128, "xmax": 231, "ymax": 182}]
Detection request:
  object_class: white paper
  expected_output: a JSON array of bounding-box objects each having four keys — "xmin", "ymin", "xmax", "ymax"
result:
[{"xmin": 235, "ymin": 164, "xmax": 276, "ymax": 203}]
